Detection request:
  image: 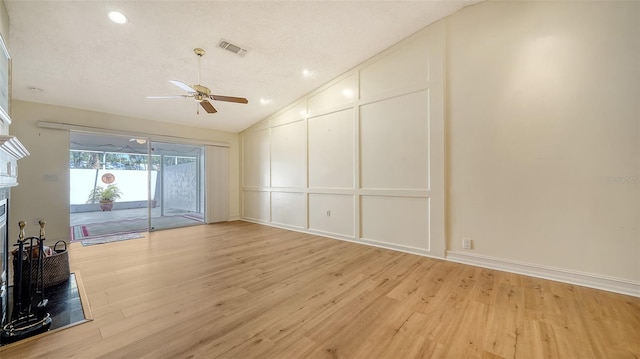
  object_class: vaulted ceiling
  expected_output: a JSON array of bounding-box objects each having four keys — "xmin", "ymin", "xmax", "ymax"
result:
[{"xmin": 6, "ymin": 1, "xmax": 478, "ymax": 133}]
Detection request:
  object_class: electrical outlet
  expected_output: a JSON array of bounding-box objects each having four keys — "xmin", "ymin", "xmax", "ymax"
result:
[
  {"xmin": 326, "ymin": 210, "xmax": 331, "ymax": 217},
  {"xmin": 462, "ymin": 238, "xmax": 472, "ymax": 250}
]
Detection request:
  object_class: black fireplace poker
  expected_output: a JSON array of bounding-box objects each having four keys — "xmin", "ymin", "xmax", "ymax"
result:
[{"xmin": 0, "ymin": 220, "xmax": 52, "ymax": 344}]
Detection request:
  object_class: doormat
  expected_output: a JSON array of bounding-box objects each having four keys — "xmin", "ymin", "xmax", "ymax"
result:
[
  {"xmin": 81, "ymin": 232, "xmax": 144, "ymax": 246},
  {"xmin": 1, "ymin": 272, "xmax": 93, "ymax": 347},
  {"xmin": 71, "ymin": 219, "xmax": 148, "ymax": 241},
  {"xmin": 71, "ymin": 225, "xmax": 89, "ymax": 240},
  {"xmin": 71, "ymin": 215, "xmax": 203, "ymax": 241}
]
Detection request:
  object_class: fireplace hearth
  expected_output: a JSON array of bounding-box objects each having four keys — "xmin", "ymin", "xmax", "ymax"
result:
[{"xmin": 1, "ymin": 273, "xmax": 86, "ymax": 346}]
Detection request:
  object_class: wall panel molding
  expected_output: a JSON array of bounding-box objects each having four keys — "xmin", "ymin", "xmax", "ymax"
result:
[{"xmin": 241, "ymin": 21, "xmax": 446, "ymax": 258}]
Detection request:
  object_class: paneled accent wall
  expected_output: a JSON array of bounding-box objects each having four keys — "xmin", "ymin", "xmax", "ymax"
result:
[{"xmin": 241, "ymin": 22, "xmax": 445, "ymax": 257}]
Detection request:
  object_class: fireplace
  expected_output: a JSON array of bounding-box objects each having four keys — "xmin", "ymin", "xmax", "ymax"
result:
[{"xmin": 0, "ymin": 136, "xmax": 29, "ymax": 330}]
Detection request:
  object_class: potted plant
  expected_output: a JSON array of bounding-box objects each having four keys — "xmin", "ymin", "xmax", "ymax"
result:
[{"xmin": 87, "ymin": 184, "xmax": 123, "ymax": 211}]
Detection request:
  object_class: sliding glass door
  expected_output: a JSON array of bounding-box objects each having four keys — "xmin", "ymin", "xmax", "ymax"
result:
[
  {"xmin": 69, "ymin": 132, "xmax": 150, "ymax": 241},
  {"xmin": 149, "ymin": 141, "xmax": 205, "ymax": 231},
  {"xmin": 70, "ymin": 133, "xmax": 205, "ymax": 241}
]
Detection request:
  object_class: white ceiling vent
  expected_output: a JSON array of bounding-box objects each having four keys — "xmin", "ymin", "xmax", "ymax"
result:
[{"xmin": 218, "ymin": 39, "xmax": 247, "ymax": 57}]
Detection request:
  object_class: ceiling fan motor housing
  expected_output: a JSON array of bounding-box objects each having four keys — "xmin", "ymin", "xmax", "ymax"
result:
[{"xmin": 192, "ymin": 84, "xmax": 211, "ymax": 96}]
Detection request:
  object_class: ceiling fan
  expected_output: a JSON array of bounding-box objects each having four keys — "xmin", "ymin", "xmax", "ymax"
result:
[{"xmin": 147, "ymin": 48, "xmax": 248, "ymax": 114}]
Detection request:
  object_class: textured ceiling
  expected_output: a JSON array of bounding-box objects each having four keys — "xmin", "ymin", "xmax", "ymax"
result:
[{"xmin": 6, "ymin": 0, "xmax": 478, "ymax": 133}]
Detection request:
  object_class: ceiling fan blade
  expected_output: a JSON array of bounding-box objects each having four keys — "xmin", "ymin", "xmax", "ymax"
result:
[
  {"xmin": 169, "ymin": 80, "xmax": 197, "ymax": 93},
  {"xmin": 210, "ymin": 95, "xmax": 249, "ymax": 104},
  {"xmin": 200, "ymin": 100, "xmax": 217, "ymax": 114},
  {"xmin": 146, "ymin": 95, "xmax": 191, "ymax": 99}
]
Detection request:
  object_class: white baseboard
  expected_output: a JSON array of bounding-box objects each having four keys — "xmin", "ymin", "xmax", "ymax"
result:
[
  {"xmin": 446, "ymin": 250, "xmax": 640, "ymax": 298},
  {"xmin": 240, "ymin": 219, "xmax": 440, "ymax": 257},
  {"xmin": 237, "ymin": 219, "xmax": 639, "ymax": 297}
]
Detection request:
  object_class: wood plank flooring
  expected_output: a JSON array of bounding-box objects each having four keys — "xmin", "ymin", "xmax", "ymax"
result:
[{"xmin": 1, "ymin": 221, "xmax": 639, "ymax": 358}]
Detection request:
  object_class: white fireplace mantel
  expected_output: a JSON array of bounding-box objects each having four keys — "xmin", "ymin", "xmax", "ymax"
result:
[{"xmin": 0, "ymin": 135, "xmax": 30, "ymax": 188}]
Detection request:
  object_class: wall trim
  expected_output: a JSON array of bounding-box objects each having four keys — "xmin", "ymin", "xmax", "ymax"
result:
[
  {"xmin": 446, "ymin": 250, "xmax": 640, "ymax": 298},
  {"xmin": 239, "ymin": 219, "xmax": 639, "ymax": 297},
  {"xmin": 242, "ymin": 219, "xmax": 442, "ymax": 258},
  {"xmin": 359, "ymin": 237, "xmax": 433, "ymax": 257}
]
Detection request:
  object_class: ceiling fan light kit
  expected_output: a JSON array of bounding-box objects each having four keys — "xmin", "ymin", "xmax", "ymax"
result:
[{"xmin": 147, "ymin": 48, "xmax": 248, "ymax": 114}]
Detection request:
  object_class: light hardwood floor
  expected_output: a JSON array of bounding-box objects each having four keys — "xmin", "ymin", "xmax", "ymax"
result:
[{"xmin": 1, "ymin": 221, "xmax": 639, "ymax": 358}]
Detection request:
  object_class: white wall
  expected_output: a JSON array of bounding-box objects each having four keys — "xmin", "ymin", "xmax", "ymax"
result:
[
  {"xmin": 0, "ymin": 2, "xmax": 7, "ymax": 42},
  {"xmin": 8, "ymin": 100, "xmax": 241, "ymax": 242},
  {"xmin": 241, "ymin": 23, "xmax": 446, "ymax": 257},
  {"xmin": 70, "ymin": 169, "xmax": 157, "ymax": 204},
  {"xmin": 446, "ymin": 1, "xmax": 639, "ymax": 292},
  {"xmin": 0, "ymin": 0, "xmax": 9, "ymax": 136},
  {"xmin": 242, "ymin": 1, "xmax": 640, "ymax": 295}
]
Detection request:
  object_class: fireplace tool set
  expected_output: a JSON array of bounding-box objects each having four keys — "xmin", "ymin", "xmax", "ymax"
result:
[{"xmin": 0, "ymin": 220, "xmax": 52, "ymax": 343}]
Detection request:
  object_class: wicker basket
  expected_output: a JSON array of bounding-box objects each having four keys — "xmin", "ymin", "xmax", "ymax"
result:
[{"xmin": 12, "ymin": 240, "xmax": 70, "ymax": 288}]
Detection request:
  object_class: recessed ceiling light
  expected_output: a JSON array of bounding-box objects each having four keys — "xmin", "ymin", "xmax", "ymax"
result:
[
  {"xmin": 259, "ymin": 98, "xmax": 272, "ymax": 105},
  {"xmin": 108, "ymin": 11, "xmax": 127, "ymax": 24},
  {"xmin": 302, "ymin": 69, "xmax": 315, "ymax": 78}
]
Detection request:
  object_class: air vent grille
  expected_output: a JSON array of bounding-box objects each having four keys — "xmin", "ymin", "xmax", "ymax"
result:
[{"xmin": 218, "ymin": 39, "xmax": 247, "ymax": 57}]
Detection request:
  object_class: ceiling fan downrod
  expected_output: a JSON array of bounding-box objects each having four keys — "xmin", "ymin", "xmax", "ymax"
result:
[{"xmin": 194, "ymin": 48, "xmax": 205, "ymax": 85}]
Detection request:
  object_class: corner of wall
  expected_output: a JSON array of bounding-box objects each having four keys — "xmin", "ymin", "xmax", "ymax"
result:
[{"xmin": 0, "ymin": 1, "xmax": 9, "ymax": 43}]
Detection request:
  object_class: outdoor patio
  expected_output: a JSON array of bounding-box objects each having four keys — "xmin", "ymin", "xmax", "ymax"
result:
[{"xmin": 70, "ymin": 207, "xmax": 204, "ymax": 241}]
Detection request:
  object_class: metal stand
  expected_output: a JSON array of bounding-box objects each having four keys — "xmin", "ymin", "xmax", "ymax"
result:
[{"xmin": 0, "ymin": 221, "xmax": 51, "ymax": 344}]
